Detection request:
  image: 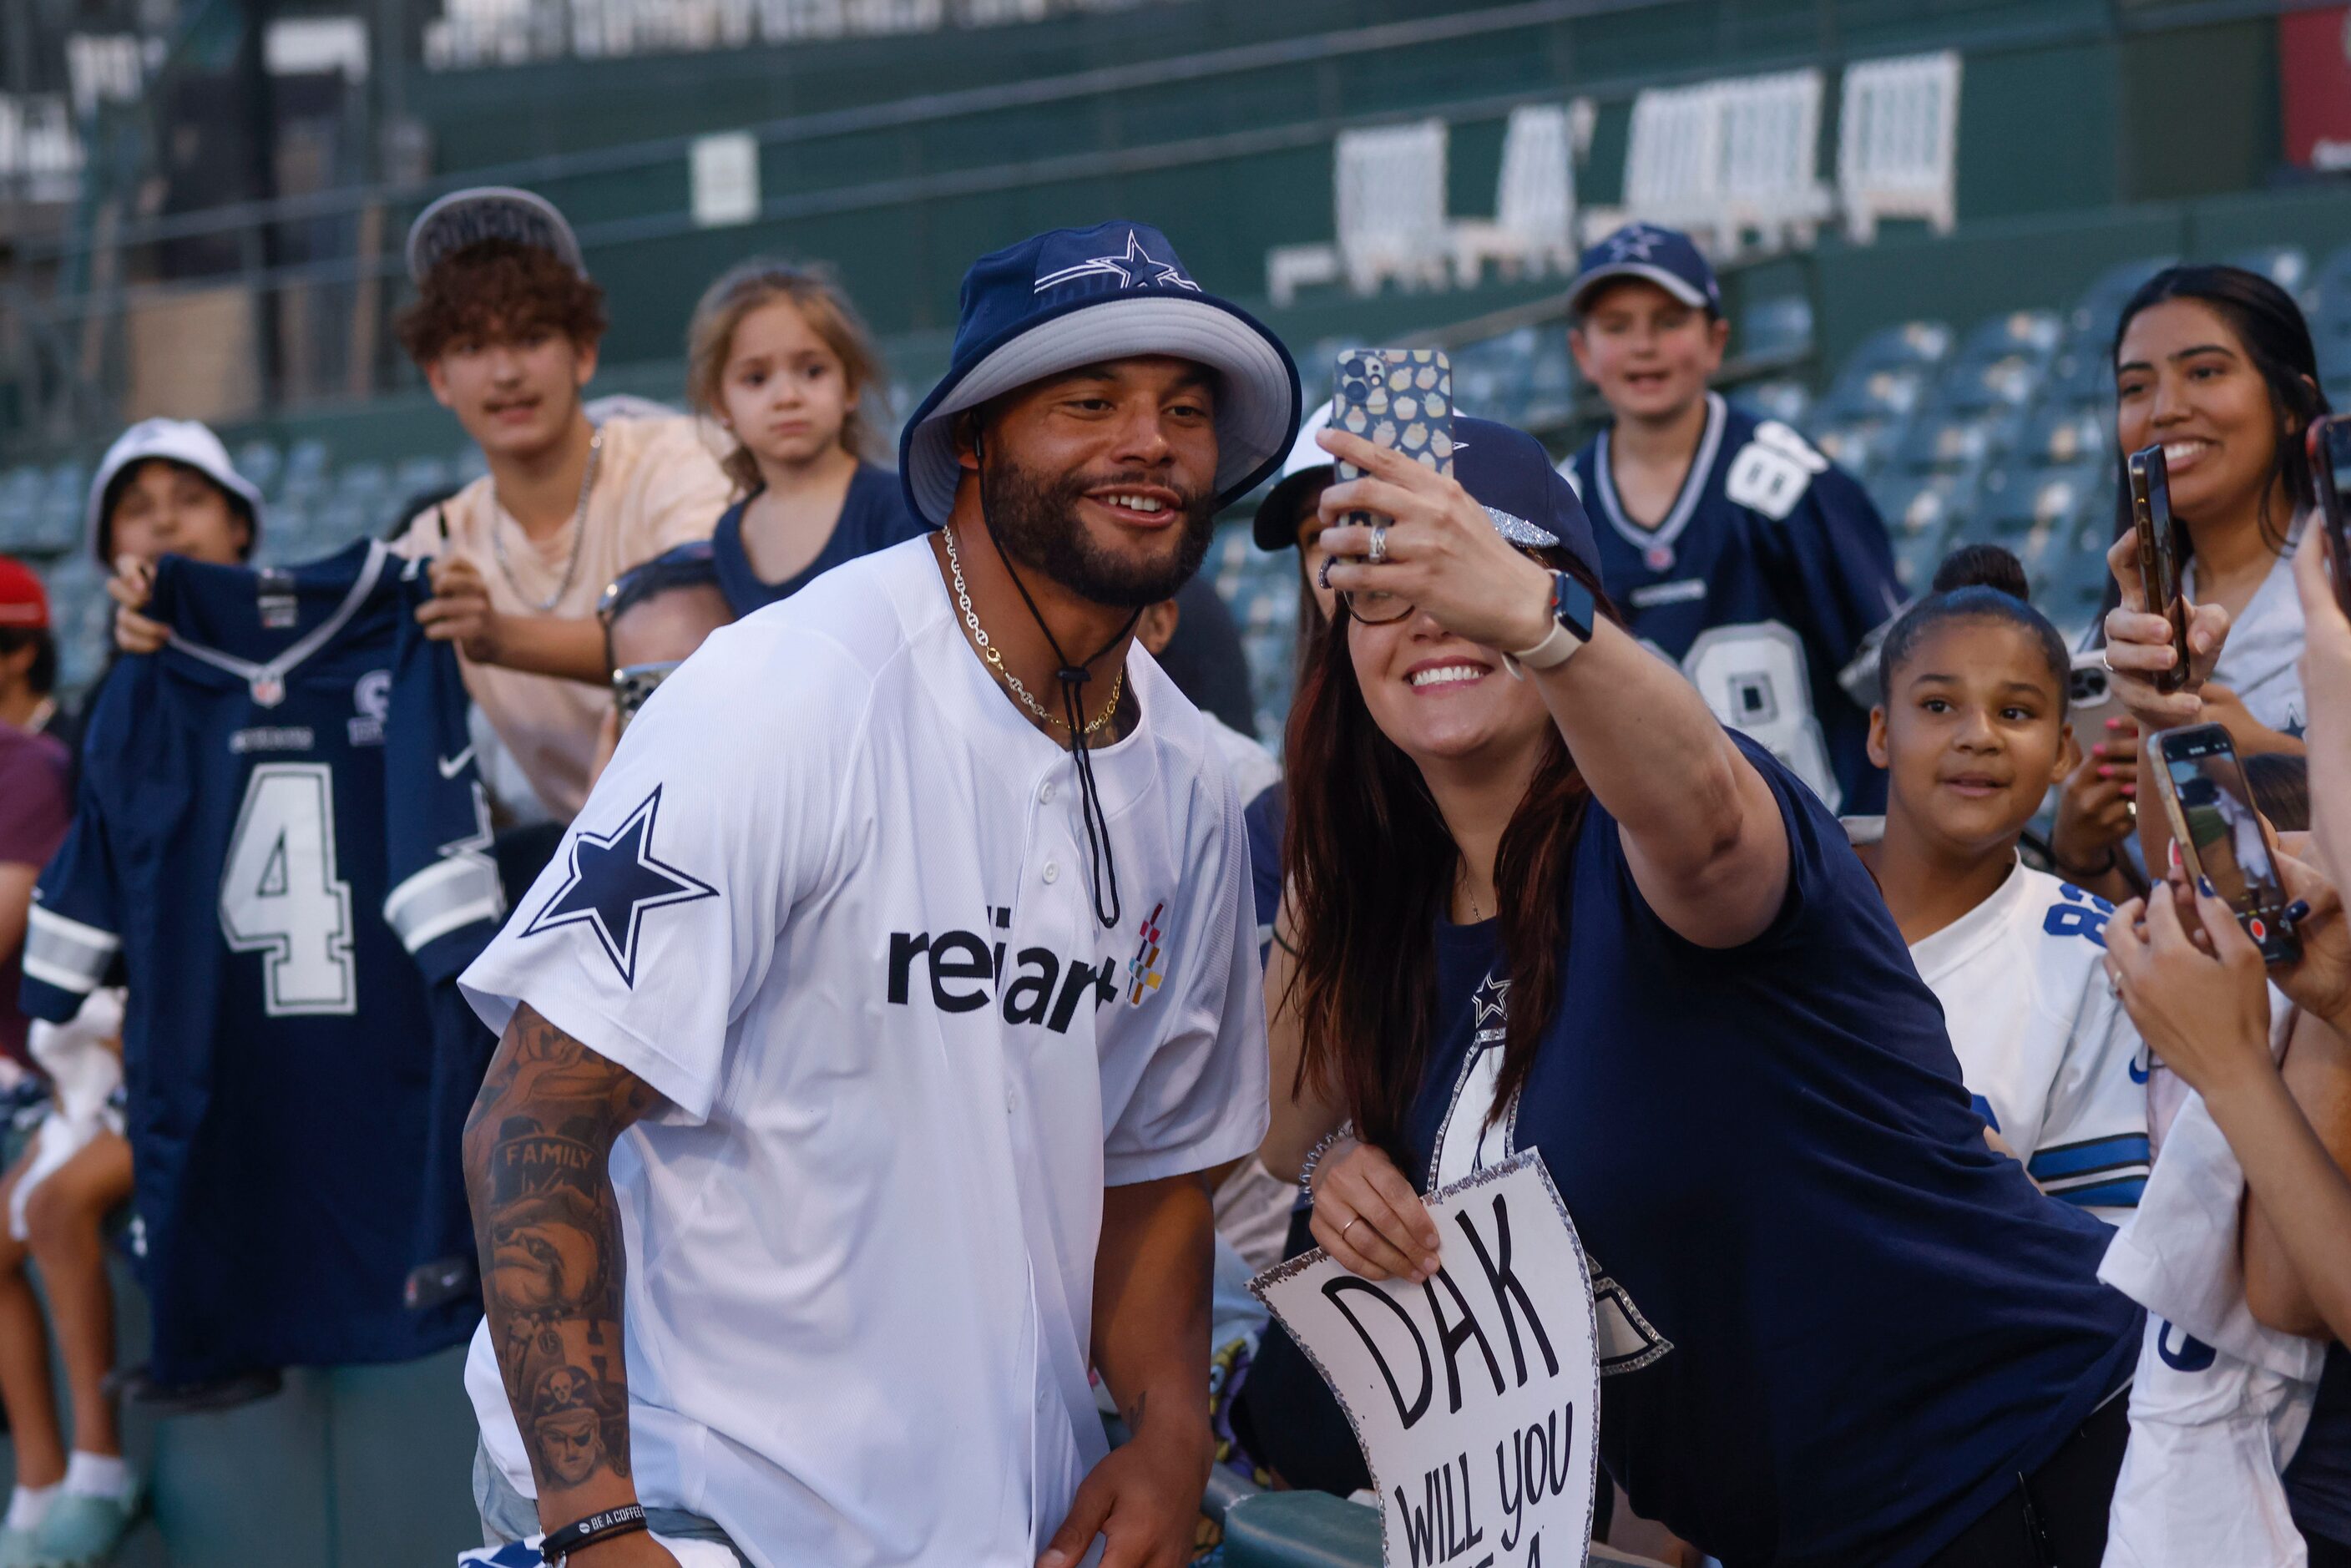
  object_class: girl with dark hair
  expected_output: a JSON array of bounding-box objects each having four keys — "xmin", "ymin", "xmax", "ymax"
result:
[
  {"xmin": 2054, "ymin": 265, "xmax": 2324, "ymax": 888},
  {"xmin": 1847, "ymin": 544, "xmax": 2149, "ymax": 1224},
  {"xmin": 1286, "ymin": 422, "xmax": 2140, "ymax": 1567}
]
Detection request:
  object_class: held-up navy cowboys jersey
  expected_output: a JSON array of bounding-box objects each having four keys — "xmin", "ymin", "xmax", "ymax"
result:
[
  {"xmin": 20, "ymin": 539, "xmax": 503, "ymax": 1383},
  {"xmin": 1567, "ymin": 394, "xmax": 1904, "ymax": 812}
]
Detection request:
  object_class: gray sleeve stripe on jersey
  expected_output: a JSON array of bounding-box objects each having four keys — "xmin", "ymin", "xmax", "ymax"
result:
[
  {"xmin": 384, "ymin": 855, "xmax": 505, "ymax": 954},
  {"xmin": 23, "ymin": 907, "xmax": 117, "ymax": 992}
]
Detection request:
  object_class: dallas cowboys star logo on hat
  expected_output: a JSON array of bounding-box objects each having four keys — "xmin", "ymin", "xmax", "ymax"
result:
[
  {"xmin": 1606, "ymin": 225, "xmax": 1666, "ymax": 261},
  {"xmin": 1570, "ymin": 221, "xmax": 1720, "ymax": 313},
  {"xmin": 523, "ymin": 785, "xmax": 716, "ymax": 985},
  {"xmin": 1033, "ymin": 228, "xmax": 1201, "ymax": 295}
]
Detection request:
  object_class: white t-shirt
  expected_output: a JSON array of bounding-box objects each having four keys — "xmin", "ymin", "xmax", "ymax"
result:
[
  {"xmin": 2100, "ymin": 1092, "xmax": 2323, "ymax": 1568},
  {"xmin": 2187, "ymin": 525, "xmax": 2308, "ymax": 739},
  {"xmin": 1848, "ymin": 827, "xmax": 2150, "ymax": 1222},
  {"xmin": 1201, "ymin": 711, "xmax": 1279, "ymax": 806},
  {"xmin": 457, "ymin": 538, "xmax": 1268, "ymax": 1567}
]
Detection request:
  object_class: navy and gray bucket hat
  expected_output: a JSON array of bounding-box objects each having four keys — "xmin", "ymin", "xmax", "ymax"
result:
[{"xmin": 899, "ymin": 220, "xmax": 1302, "ymax": 528}]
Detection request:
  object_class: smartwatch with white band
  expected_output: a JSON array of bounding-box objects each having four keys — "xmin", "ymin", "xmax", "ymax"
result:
[{"xmin": 1506, "ymin": 569, "xmax": 1596, "ymax": 675}]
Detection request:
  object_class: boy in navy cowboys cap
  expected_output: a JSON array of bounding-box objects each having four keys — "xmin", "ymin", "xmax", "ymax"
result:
[{"xmin": 1563, "ymin": 222, "xmax": 1903, "ymax": 812}]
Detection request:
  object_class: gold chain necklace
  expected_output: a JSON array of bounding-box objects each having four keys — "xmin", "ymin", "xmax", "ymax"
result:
[{"xmin": 940, "ymin": 524, "xmax": 1125, "ymax": 736}]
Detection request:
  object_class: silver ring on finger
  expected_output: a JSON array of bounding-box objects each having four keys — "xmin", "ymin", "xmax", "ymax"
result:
[
  {"xmin": 1367, "ymin": 525, "xmax": 1388, "ymax": 565},
  {"xmin": 1339, "ymin": 1216, "xmax": 1363, "ymax": 1245}
]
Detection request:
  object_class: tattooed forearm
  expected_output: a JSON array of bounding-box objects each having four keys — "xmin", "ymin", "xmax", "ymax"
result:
[{"xmin": 463, "ymin": 1003, "xmax": 658, "ymax": 1515}]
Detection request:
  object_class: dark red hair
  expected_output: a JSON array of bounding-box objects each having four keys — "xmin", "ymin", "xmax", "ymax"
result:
[{"xmin": 1282, "ymin": 548, "xmax": 1616, "ymax": 1161}]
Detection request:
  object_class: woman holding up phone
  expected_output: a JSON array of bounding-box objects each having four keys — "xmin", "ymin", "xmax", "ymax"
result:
[
  {"xmin": 1285, "ymin": 414, "xmax": 2140, "ymax": 1567},
  {"xmin": 2096, "ymin": 266, "xmax": 2328, "ymax": 753},
  {"xmin": 2060, "ymin": 267, "xmax": 2326, "ymax": 896}
]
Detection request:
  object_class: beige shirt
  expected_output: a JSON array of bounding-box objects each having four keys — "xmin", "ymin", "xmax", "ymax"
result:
[{"xmin": 394, "ymin": 414, "xmax": 731, "ymax": 819}]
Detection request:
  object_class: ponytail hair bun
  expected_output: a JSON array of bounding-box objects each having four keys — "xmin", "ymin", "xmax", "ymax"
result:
[
  {"xmin": 1929, "ymin": 543, "xmax": 2030, "ymax": 599},
  {"xmin": 1877, "ymin": 542, "xmax": 2070, "ymax": 711}
]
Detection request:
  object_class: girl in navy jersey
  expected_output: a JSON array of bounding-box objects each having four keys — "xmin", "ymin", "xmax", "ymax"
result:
[
  {"xmin": 1289, "ymin": 418, "xmax": 2141, "ymax": 1567},
  {"xmin": 685, "ymin": 259, "xmax": 926, "ymax": 617}
]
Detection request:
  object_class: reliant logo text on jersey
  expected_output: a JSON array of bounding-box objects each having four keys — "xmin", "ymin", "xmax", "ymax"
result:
[{"xmin": 887, "ymin": 904, "xmax": 1125, "ymax": 1033}]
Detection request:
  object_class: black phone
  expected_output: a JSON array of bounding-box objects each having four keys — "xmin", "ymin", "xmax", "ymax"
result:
[
  {"xmin": 2126, "ymin": 444, "xmax": 2192, "ymax": 695},
  {"xmin": 2309, "ymin": 414, "xmax": 2351, "ymax": 622},
  {"xmin": 2150, "ymin": 722, "xmax": 2301, "ymax": 965}
]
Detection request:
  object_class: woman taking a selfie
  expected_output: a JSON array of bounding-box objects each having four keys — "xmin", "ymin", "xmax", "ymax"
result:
[{"xmin": 1287, "ymin": 419, "xmax": 2140, "ymax": 1567}]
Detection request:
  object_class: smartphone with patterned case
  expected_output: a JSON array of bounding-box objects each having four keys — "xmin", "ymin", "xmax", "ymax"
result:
[{"xmin": 1331, "ymin": 348, "xmax": 1454, "ymax": 534}]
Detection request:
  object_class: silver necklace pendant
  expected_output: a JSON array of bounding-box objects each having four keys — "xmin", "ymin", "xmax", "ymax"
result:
[{"xmin": 493, "ymin": 427, "xmax": 604, "ymax": 614}]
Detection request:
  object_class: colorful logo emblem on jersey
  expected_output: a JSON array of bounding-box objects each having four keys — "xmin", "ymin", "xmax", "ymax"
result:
[
  {"xmin": 1127, "ymin": 901, "xmax": 1168, "ymax": 1005},
  {"xmin": 523, "ymin": 786, "xmax": 716, "ymax": 986}
]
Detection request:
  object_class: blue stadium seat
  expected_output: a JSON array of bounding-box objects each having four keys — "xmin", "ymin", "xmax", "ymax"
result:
[
  {"xmin": 2311, "ymin": 241, "xmax": 2351, "ymax": 313},
  {"xmin": 0, "ymin": 465, "xmax": 42, "ymax": 554},
  {"xmin": 1837, "ymin": 321, "xmax": 1954, "ymax": 381},
  {"xmin": 1869, "ymin": 469, "xmax": 1972, "ymax": 590},
  {"xmin": 1934, "ymin": 311, "xmax": 2060, "ymax": 415},
  {"xmin": 1974, "ymin": 463, "xmax": 2103, "ymax": 594},
  {"xmin": 393, "ymin": 455, "xmax": 453, "ymax": 503},
  {"xmin": 2037, "ymin": 342, "xmax": 2116, "ymax": 407},
  {"xmin": 1811, "ymin": 420, "xmax": 1896, "ymax": 482},
  {"xmin": 2015, "ymin": 402, "xmax": 2109, "ymax": 468},
  {"xmin": 2068, "ymin": 255, "xmax": 2177, "ymax": 346},
  {"xmin": 1741, "ymin": 296, "xmax": 1813, "ymax": 361},
  {"xmin": 29, "ymin": 463, "xmax": 86, "ymax": 557},
  {"xmin": 234, "ymin": 440, "xmax": 283, "ymax": 498},
  {"xmin": 2045, "ymin": 507, "xmax": 2122, "ymax": 640},
  {"xmin": 2310, "ymin": 304, "xmax": 2351, "ymax": 387},
  {"xmin": 1813, "ymin": 366, "xmax": 1930, "ymax": 428},
  {"xmin": 1889, "ymin": 412, "xmax": 1981, "ymax": 474},
  {"xmin": 2222, "ymin": 245, "xmax": 2309, "ymax": 299},
  {"xmin": 1449, "ymin": 327, "xmax": 1540, "ymax": 424},
  {"xmin": 1737, "ymin": 379, "xmax": 1812, "ymax": 429},
  {"xmin": 335, "ymin": 462, "xmax": 391, "ymax": 502}
]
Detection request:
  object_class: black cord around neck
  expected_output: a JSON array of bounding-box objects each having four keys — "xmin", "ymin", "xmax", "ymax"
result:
[{"xmin": 972, "ymin": 431, "xmax": 1140, "ymax": 930}]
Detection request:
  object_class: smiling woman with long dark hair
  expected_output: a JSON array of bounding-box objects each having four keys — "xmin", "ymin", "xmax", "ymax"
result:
[{"xmin": 1277, "ymin": 415, "xmax": 2142, "ymax": 1567}]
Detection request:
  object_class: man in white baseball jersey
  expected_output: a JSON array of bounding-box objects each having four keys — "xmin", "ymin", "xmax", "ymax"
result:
[{"xmin": 456, "ymin": 219, "xmax": 1297, "ymax": 1568}]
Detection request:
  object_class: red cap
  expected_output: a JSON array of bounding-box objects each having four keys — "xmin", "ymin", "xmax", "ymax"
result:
[{"xmin": 0, "ymin": 557, "xmax": 50, "ymax": 630}]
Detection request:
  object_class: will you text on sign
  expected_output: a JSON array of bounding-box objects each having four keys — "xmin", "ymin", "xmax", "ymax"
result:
[{"xmin": 1251, "ymin": 1151, "xmax": 1600, "ymax": 1568}]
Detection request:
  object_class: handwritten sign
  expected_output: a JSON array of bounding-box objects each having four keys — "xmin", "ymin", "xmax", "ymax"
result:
[{"xmin": 1251, "ymin": 1151, "xmax": 1599, "ymax": 1568}]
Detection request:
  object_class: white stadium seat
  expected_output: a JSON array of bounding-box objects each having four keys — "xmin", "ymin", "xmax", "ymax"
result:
[
  {"xmin": 1718, "ymin": 69, "xmax": 1833, "ymax": 251},
  {"xmin": 1615, "ymin": 80, "xmax": 1728, "ymax": 249},
  {"xmin": 1838, "ymin": 51, "xmax": 1962, "ymax": 243},
  {"xmin": 1450, "ymin": 103, "xmax": 1580, "ymax": 287}
]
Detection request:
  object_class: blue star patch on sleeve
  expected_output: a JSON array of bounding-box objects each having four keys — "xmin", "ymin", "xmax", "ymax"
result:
[{"xmin": 522, "ymin": 786, "xmax": 717, "ymax": 985}]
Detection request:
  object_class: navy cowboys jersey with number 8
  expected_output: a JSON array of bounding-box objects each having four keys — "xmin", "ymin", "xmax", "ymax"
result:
[
  {"xmin": 1567, "ymin": 394, "xmax": 1904, "ymax": 812},
  {"xmin": 20, "ymin": 540, "xmax": 503, "ymax": 1383}
]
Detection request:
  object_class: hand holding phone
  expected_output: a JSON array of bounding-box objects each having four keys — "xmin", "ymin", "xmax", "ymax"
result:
[
  {"xmin": 2126, "ymin": 445, "xmax": 2193, "ymax": 695},
  {"xmin": 2148, "ymin": 721, "xmax": 2301, "ymax": 965},
  {"xmin": 1331, "ymin": 347, "xmax": 1455, "ymax": 532}
]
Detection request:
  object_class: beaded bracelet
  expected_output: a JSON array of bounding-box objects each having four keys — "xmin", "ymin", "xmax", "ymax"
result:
[{"xmin": 1297, "ymin": 1120, "xmax": 1357, "ymax": 1206}]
